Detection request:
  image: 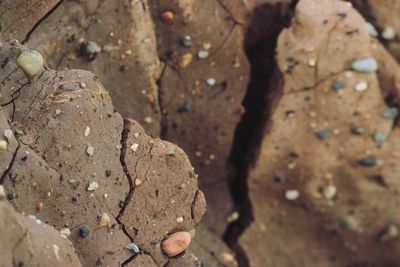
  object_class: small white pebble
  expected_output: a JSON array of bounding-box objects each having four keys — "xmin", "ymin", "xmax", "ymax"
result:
[
  {"xmin": 206, "ymin": 78, "xmax": 216, "ymax": 86},
  {"xmin": 354, "ymin": 81, "xmax": 368, "ymax": 92},
  {"xmin": 144, "ymin": 117, "xmax": 152, "ymax": 124},
  {"xmin": 87, "ymin": 181, "xmax": 99, "ymax": 191},
  {"xmin": 0, "ymin": 140, "xmax": 7, "ymax": 150},
  {"xmin": 55, "ymin": 109, "xmax": 62, "ymax": 115},
  {"xmin": 133, "ymin": 133, "xmax": 139, "ymax": 138},
  {"xmin": 285, "ymin": 189, "xmax": 300, "ymax": 200},
  {"xmin": 176, "ymin": 216, "xmax": 184, "ymax": 223},
  {"xmin": 86, "ymin": 145, "xmax": 95, "ymax": 156},
  {"xmin": 3, "ymin": 129, "xmax": 13, "ymax": 141},
  {"xmin": 130, "ymin": 143, "xmax": 139, "ymax": 152},
  {"xmin": 382, "ymin": 26, "xmax": 396, "ymax": 40},
  {"xmin": 323, "ymin": 185, "xmax": 337, "ymax": 199},
  {"xmin": 84, "ymin": 126, "xmax": 90, "ymax": 137},
  {"xmin": 79, "ymin": 82, "xmax": 87, "ymax": 89}
]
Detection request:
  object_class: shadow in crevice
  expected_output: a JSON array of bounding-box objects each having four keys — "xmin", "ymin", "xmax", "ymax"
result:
[{"xmin": 222, "ymin": 1, "xmax": 297, "ymax": 266}]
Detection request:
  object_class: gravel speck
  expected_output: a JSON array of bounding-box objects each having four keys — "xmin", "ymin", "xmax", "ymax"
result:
[
  {"xmin": 126, "ymin": 243, "xmax": 140, "ymax": 254},
  {"xmin": 382, "ymin": 107, "xmax": 399, "ymax": 119},
  {"xmin": 357, "ymin": 156, "xmax": 377, "ymax": 167},
  {"xmin": 206, "ymin": 78, "xmax": 216, "ymax": 86},
  {"xmin": 351, "ymin": 126, "xmax": 365, "ymax": 135},
  {"xmin": 315, "ymin": 129, "xmax": 330, "ymax": 140},
  {"xmin": 331, "ymin": 81, "xmax": 345, "ymax": 91},
  {"xmin": 87, "ymin": 181, "xmax": 99, "ymax": 191},
  {"xmin": 181, "ymin": 36, "xmax": 192, "ymax": 47},
  {"xmin": 380, "ymin": 224, "xmax": 399, "ymax": 242},
  {"xmin": 373, "ymin": 131, "xmax": 387, "ymax": 143},
  {"xmin": 354, "ymin": 81, "xmax": 368, "ymax": 92},
  {"xmin": 86, "ymin": 145, "xmax": 94, "ymax": 156},
  {"xmin": 285, "ymin": 189, "xmax": 300, "ymax": 200},
  {"xmin": 84, "ymin": 126, "xmax": 90, "ymax": 137},
  {"xmin": 382, "ymin": 26, "xmax": 396, "ymax": 40},
  {"xmin": 130, "ymin": 143, "xmax": 139, "ymax": 152},
  {"xmin": 198, "ymin": 50, "xmax": 209, "ymax": 59},
  {"xmin": 79, "ymin": 227, "xmax": 90, "ymax": 238}
]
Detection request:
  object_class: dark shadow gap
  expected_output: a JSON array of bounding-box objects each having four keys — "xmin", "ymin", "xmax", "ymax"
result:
[{"xmin": 222, "ymin": 1, "xmax": 298, "ymax": 266}]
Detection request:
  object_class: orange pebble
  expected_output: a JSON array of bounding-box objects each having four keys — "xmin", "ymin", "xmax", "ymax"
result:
[
  {"xmin": 161, "ymin": 11, "xmax": 174, "ymax": 22},
  {"xmin": 36, "ymin": 202, "xmax": 43, "ymax": 211},
  {"xmin": 161, "ymin": 231, "xmax": 191, "ymax": 257}
]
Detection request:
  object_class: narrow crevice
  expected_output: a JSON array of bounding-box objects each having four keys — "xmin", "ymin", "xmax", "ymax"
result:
[
  {"xmin": 156, "ymin": 61, "xmax": 168, "ymax": 139},
  {"xmin": 116, "ymin": 120, "xmax": 134, "ymax": 241},
  {"xmin": 22, "ymin": 0, "xmax": 64, "ymax": 44},
  {"xmin": 222, "ymin": 2, "xmax": 298, "ymax": 266}
]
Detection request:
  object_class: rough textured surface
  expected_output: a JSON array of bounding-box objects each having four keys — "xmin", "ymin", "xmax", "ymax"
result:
[
  {"xmin": 0, "ymin": 41, "xmax": 205, "ymax": 267},
  {"xmin": 240, "ymin": 0, "xmax": 400, "ymax": 266},
  {"xmin": 0, "ymin": 201, "xmax": 82, "ymax": 267},
  {"xmin": 148, "ymin": 0, "xmax": 250, "ymax": 237},
  {"xmin": 25, "ymin": 0, "xmax": 162, "ymax": 136}
]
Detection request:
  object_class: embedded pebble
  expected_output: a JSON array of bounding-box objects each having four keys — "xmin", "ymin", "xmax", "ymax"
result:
[
  {"xmin": 366, "ymin": 22, "xmax": 378, "ymax": 37},
  {"xmin": 315, "ymin": 129, "xmax": 330, "ymax": 140},
  {"xmin": 380, "ymin": 224, "xmax": 399, "ymax": 242},
  {"xmin": 99, "ymin": 212, "xmax": 111, "ymax": 227},
  {"xmin": 323, "ymin": 185, "xmax": 337, "ymax": 199},
  {"xmin": 3, "ymin": 129, "xmax": 13, "ymax": 141},
  {"xmin": 126, "ymin": 243, "xmax": 140, "ymax": 254},
  {"xmin": 36, "ymin": 202, "xmax": 44, "ymax": 211},
  {"xmin": 351, "ymin": 57, "xmax": 378, "ymax": 73},
  {"xmin": 227, "ymin": 211, "xmax": 239, "ymax": 223},
  {"xmin": 130, "ymin": 143, "xmax": 139, "ymax": 152},
  {"xmin": 206, "ymin": 78, "xmax": 216, "ymax": 86},
  {"xmin": 382, "ymin": 26, "xmax": 396, "ymax": 40},
  {"xmin": 161, "ymin": 231, "xmax": 191, "ymax": 257},
  {"xmin": 87, "ymin": 181, "xmax": 99, "ymax": 191},
  {"xmin": 357, "ymin": 156, "xmax": 377, "ymax": 167},
  {"xmin": 16, "ymin": 50, "xmax": 44, "ymax": 77},
  {"xmin": 354, "ymin": 81, "xmax": 368, "ymax": 92},
  {"xmin": 161, "ymin": 11, "xmax": 174, "ymax": 22},
  {"xmin": 198, "ymin": 50, "xmax": 209, "ymax": 59},
  {"xmin": 285, "ymin": 189, "xmax": 300, "ymax": 200},
  {"xmin": 351, "ymin": 126, "xmax": 365, "ymax": 135},
  {"xmin": 86, "ymin": 145, "xmax": 95, "ymax": 156},
  {"xmin": 144, "ymin": 117, "xmax": 153, "ymax": 124},
  {"xmin": 181, "ymin": 36, "xmax": 192, "ymax": 47},
  {"xmin": 79, "ymin": 227, "xmax": 90, "ymax": 238},
  {"xmin": 176, "ymin": 216, "xmax": 184, "ymax": 223},
  {"xmin": 0, "ymin": 140, "xmax": 7, "ymax": 150},
  {"xmin": 0, "ymin": 185, "xmax": 5, "ymax": 200},
  {"xmin": 382, "ymin": 107, "xmax": 399, "ymax": 119},
  {"xmin": 342, "ymin": 215, "xmax": 361, "ymax": 232},
  {"xmin": 179, "ymin": 53, "xmax": 192, "ymax": 68},
  {"xmin": 373, "ymin": 132, "xmax": 386, "ymax": 143},
  {"xmin": 331, "ymin": 81, "xmax": 345, "ymax": 91},
  {"xmin": 86, "ymin": 41, "xmax": 101, "ymax": 54},
  {"xmin": 55, "ymin": 109, "xmax": 62, "ymax": 115},
  {"xmin": 80, "ymin": 82, "xmax": 87, "ymax": 89},
  {"xmin": 84, "ymin": 127, "xmax": 90, "ymax": 137}
]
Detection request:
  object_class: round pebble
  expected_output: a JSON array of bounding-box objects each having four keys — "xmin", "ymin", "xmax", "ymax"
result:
[
  {"xmin": 161, "ymin": 11, "xmax": 174, "ymax": 22},
  {"xmin": 331, "ymin": 81, "xmax": 345, "ymax": 91},
  {"xmin": 86, "ymin": 41, "xmax": 101, "ymax": 54},
  {"xmin": 342, "ymin": 215, "xmax": 361, "ymax": 232},
  {"xmin": 161, "ymin": 231, "xmax": 191, "ymax": 257},
  {"xmin": 36, "ymin": 202, "xmax": 44, "ymax": 211},
  {"xmin": 206, "ymin": 78, "xmax": 216, "ymax": 86},
  {"xmin": 16, "ymin": 50, "xmax": 44, "ymax": 77},
  {"xmin": 179, "ymin": 53, "xmax": 192, "ymax": 68},
  {"xmin": 382, "ymin": 107, "xmax": 399, "ymax": 119},
  {"xmin": 285, "ymin": 189, "xmax": 300, "ymax": 200},
  {"xmin": 382, "ymin": 26, "xmax": 396, "ymax": 40},
  {"xmin": 354, "ymin": 81, "xmax": 368, "ymax": 92},
  {"xmin": 198, "ymin": 50, "xmax": 209, "ymax": 59},
  {"xmin": 126, "ymin": 243, "xmax": 140, "ymax": 254},
  {"xmin": 357, "ymin": 156, "xmax": 377, "ymax": 167},
  {"xmin": 79, "ymin": 227, "xmax": 90, "ymax": 238},
  {"xmin": 351, "ymin": 57, "xmax": 378, "ymax": 73},
  {"xmin": 373, "ymin": 131, "xmax": 387, "ymax": 143}
]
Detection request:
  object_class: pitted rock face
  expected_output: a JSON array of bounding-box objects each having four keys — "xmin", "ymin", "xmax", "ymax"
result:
[
  {"xmin": 0, "ymin": 41, "xmax": 205, "ymax": 267},
  {"xmin": 240, "ymin": 0, "xmax": 400, "ymax": 266}
]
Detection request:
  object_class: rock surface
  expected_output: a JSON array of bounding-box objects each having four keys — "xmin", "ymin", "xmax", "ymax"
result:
[{"xmin": 240, "ymin": 0, "xmax": 400, "ymax": 266}]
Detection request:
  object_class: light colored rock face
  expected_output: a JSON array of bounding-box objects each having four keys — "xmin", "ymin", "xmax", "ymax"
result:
[
  {"xmin": 0, "ymin": 201, "xmax": 82, "ymax": 267},
  {"xmin": 240, "ymin": 0, "xmax": 400, "ymax": 266}
]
